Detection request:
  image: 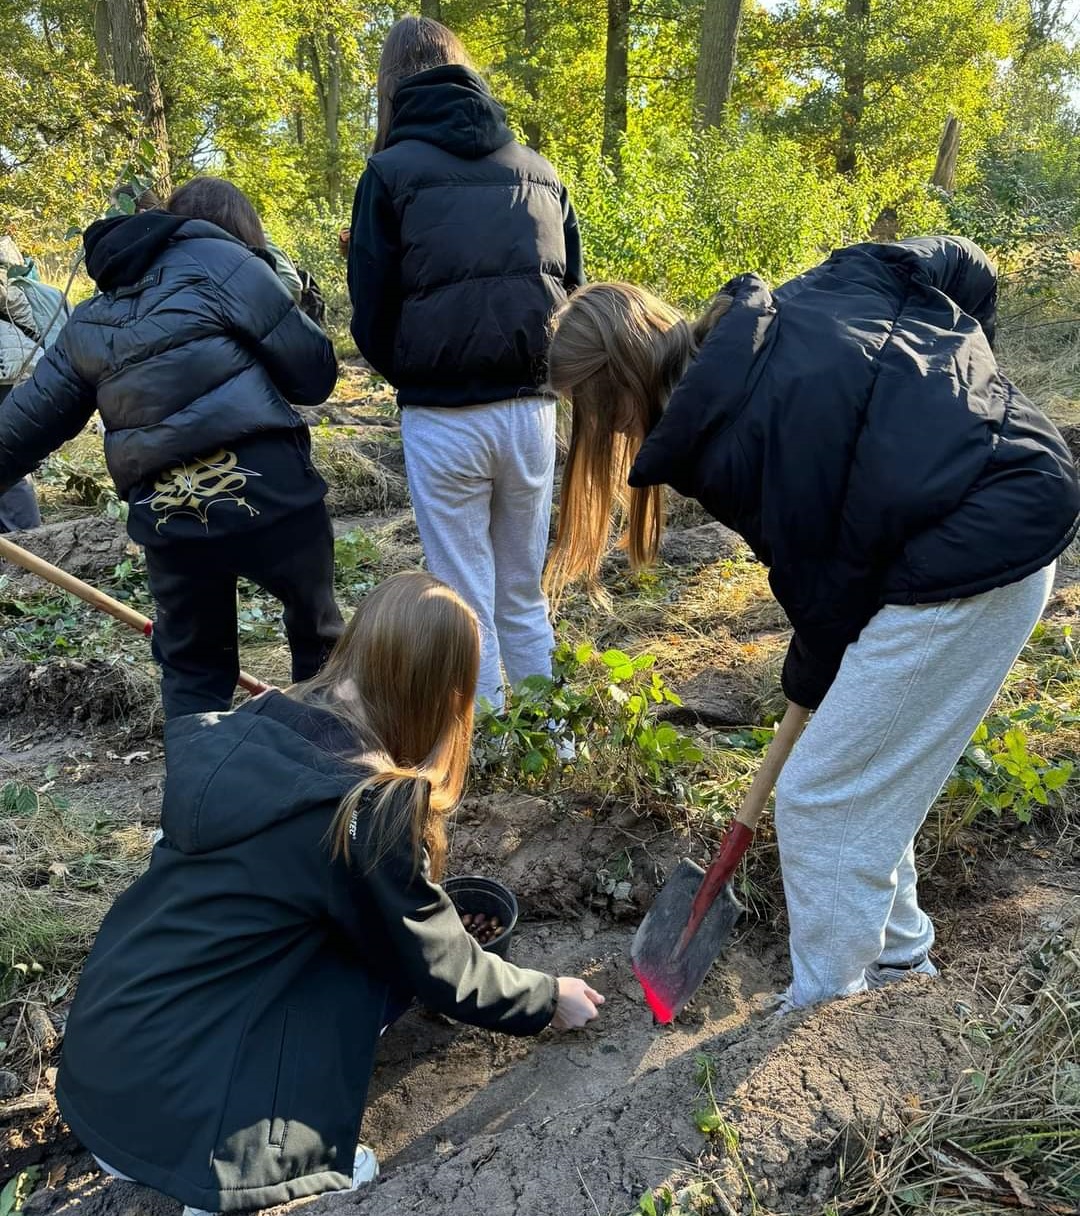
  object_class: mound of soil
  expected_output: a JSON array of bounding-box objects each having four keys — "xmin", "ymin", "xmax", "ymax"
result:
[
  {"xmin": 659, "ymin": 522, "xmax": 742, "ymax": 568},
  {"xmin": 1, "ymin": 518, "xmax": 132, "ymax": 587},
  {"xmin": 450, "ymin": 795, "xmax": 705, "ymax": 921},
  {"xmin": 0, "ymin": 658, "xmax": 158, "ymax": 730},
  {"xmin": 667, "ymin": 666, "xmax": 759, "ymax": 727}
]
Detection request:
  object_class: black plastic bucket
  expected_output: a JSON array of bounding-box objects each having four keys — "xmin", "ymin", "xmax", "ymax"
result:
[{"xmin": 442, "ymin": 875, "xmax": 519, "ymax": 960}]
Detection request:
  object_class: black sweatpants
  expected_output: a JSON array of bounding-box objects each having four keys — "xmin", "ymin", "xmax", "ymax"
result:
[{"xmin": 144, "ymin": 505, "xmax": 344, "ymax": 719}]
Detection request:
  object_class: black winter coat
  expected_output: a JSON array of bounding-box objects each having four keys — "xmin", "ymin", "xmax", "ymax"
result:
[
  {"xmin": 348, "ymin": 65, "xmax": 584, "ymax": 407},
  {"xmin": 57, "ymin": 692, "xmax": 556, "ymax": 1213},
  {"xmin": 0, "ymin": 213, "xmax": 337, "ymax": 500},
  {"xmin": 629, "ymin": 237, "xmax": 1079, "ymax": 709}
]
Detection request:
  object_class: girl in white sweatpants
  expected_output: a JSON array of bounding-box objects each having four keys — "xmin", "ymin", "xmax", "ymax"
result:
[{"xmin": 347, "ymin": 19, "xmax": 584, "ymax": 705}]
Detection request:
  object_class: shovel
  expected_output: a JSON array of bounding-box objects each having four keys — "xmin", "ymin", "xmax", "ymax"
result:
[
  {"xmin": 0, "ymin": 535, "xmax": 270, "ymax": 698},
  {"xmin": 631, "ymin": 701, "xmax": 810, "ymax": 1022}
]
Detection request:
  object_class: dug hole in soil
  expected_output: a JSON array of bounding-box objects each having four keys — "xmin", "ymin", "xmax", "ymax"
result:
[{"xmin": 11, "ymin": 789, "xmax": 1076, "ymax": 1216}]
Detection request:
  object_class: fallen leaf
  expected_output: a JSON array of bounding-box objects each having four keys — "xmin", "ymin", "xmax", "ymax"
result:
[{"xmin": 1000, "ymin": 1167, "xmax": 1036, "ymax": 1209}]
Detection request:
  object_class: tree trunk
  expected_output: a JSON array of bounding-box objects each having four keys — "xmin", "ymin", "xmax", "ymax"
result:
[
  {"xmin": 97, "ymin": 0, "xmax": 171, "ymax": 194},
  {"xmin": 420, "ymin": 0, "xmax": 441, "ymax": 16},
  {"xmin": 325, "ymin": 32, "xmax": 342, "ymax": 203},
  {"xmin": 93, "ymin": 0, "xmax": 112, "ymax": 75},
  {"xmin": 694, "ymin": 0, "xmax": 744, "ymax": 129},
  {"xmin": 306, "ymin": 35, "xmax": 343, "ymax": 205},
  {"xmin": 931, "ymin": 114, "xmax": 961, "ymax": 193},
  {"xmin": 602, "ymin": 0, "xmax": 629, "ymax": 165},
  {"xmin": 521, "ymin": 0, "xmax": 542, "ymax": 150},
  {"xmin": 294, "ymin": 44, "xmax": 306, "ymax": 146},
  {"xmin": 836, "ymin": 0, "xmax": 869, "ymax": 176}
]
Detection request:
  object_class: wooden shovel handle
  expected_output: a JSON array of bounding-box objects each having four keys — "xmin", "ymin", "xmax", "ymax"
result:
[
  {"xmin": 679, "ymin": 701, "xmax": 811, "ymax": 948},
  {"xmin": 734, "ymin": 701, "xmax": 811, "ymax": 833},
  {"xmin": 0, "ymin": 535, "xmax": 270, "ymax": 697}
]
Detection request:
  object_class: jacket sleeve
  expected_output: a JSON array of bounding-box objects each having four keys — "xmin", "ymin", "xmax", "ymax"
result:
[
  {"xmin": 0, "ymin": 330, "xmax": 96, "ymax": 494},
  {"xmin": 329, "ymin": 802, "xmax": 557, "ymax": 1036},
  {"xmin": 214, "ymin": 253, "xmax": 338, "ymax": 406},
  {"xmin": 263, "ymin": 240, "xmax": 304, "ymax": 304},
  {"xmin": 347, "ymin": 165, "xmax": 401, "ymax": 381},
  {"xmin": 561, "ymin": 187, "xmax": 585, "ymax": 292},
  {"xmin": 897, "ymin": 236, "xmax": 998, "ymax": 348}
]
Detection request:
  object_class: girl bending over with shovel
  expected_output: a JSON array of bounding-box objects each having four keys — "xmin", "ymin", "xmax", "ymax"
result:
[
  {"xmin": 57, "ymin": 572, "xmax": 603, "ymax": 1215},
  {"xmin": 545, "ymin": 237, "xmax": 1078, "ymax": 1014}
]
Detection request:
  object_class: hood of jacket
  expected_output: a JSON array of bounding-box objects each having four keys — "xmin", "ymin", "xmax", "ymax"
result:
[
  {"xmin": 629, "ymin": 274, "xmax": 778, "ymax": 495},
  {"xmin": 83, "ymin": 212, "xmax": 189, "ymax": 291},
  {"xmin": 386, "ymin": 64, "xmax": 515, "ymax": 159},
  {"xmin": 161, "ymin": 702, "xmax": 357, "ymax": 855}
]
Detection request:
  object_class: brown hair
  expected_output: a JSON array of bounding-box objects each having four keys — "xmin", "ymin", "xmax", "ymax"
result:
[
  {"xmin": 293, "ymin": 571, "xmax": 479, "ymax": 879},
  {"xmin": 373, "ymin": 16, "xmax": 471, "ymax": 153},
  {"xmin": 543, "ymin": 283, "xmax": 734, "ymax": 603},
  {"xmin": 166, "ymin": 177, "xmax": 266, "ymax": 248}
]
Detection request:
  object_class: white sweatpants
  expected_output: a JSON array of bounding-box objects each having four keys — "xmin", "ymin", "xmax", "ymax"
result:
[
  {"xmin": 401, "ymin": 398, "xmax": 556, "ymax": 707},
  {"xmin": 775, "ymin": 564, "xmax": 1055, "ymax": 1008}
]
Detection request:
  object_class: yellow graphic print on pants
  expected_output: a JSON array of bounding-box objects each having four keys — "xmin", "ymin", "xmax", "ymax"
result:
[{"xmin": 135, "ymin": 449, "xmax": 261, "ymax": 532}]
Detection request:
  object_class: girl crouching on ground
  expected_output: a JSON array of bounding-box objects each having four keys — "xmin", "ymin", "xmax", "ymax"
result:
[
  {"xmin": 57, "ymin": 572, "xmax": 603, "ymax": 1213},
  {"xmin": 544, "ymin": 236, "xmax": 1079, "ymax": 1013}
]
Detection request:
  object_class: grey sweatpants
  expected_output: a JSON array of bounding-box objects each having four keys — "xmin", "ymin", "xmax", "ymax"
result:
[
  {"xmin": 401, "ymin": 398, "xmax": 556, "ymax": 707},
  {"xmin": 775, "ymin": 564, "xmax": 1055, "ymax": 1008}
]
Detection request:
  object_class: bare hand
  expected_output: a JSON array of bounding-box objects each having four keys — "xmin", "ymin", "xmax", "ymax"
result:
[{"xmin": 550, "ymin": 977, "xmax": 605, "ymax": 1031}]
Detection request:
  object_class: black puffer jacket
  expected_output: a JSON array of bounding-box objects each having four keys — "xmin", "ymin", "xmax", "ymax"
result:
[
  {"xmin": 57, "ymin": 691, "xmax": 556, "ymax": 1213},
  {"xmin": 629, "ymin": 237, "xmax": 1079, "ymax": 709},
  {"xmin": 0, "ymin": 213, "xmax": 337, "ymax": 499},
  {"xmin": 348, "ymin": 64, "xmax": 584, "ymax": 407}
]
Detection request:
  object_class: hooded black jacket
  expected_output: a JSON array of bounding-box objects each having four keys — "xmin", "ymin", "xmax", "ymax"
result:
[
  {"xmin": 0, "ymin": 213, "xmax": 337, "ymax": 501},
  {"xmin": 56, "ymin": 692, "xmax": 556, "ymax": 1212},
  {"xmin": 348, "ymin": 65, "xmax": 584, "ymax": 407},
  {"xmin": 628, "ymin": 237, "xmax": 1079, "ymax": 709}
]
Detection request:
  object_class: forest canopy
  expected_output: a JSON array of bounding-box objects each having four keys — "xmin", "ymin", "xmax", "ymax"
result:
[{"xmin": 3, "ymin": 0, "xmax": 1078, "ymax": 309}]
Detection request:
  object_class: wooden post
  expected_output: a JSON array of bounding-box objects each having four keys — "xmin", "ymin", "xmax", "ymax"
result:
[{"xmin": 932, "ymin": 115, "xmax": 961, "ymax": 193}]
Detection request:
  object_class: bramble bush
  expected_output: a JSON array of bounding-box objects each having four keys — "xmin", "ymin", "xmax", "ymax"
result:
[
  {"xmin": 474, "ymin": 639, "xmax": 705, "ymax": 803},
  {"xmin": 565, "ymin": 125, "xmax": 949, "ymax": 308}
]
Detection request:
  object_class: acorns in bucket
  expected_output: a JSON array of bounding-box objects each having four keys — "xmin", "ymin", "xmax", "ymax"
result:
[{"xmin": 461, "ymin": 911, "xmax": 503, "ymax": 945}]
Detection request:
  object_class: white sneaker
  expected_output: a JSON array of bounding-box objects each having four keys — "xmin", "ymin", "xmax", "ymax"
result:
[
  {"xmin": 352, "ymin": 1144, "xmax": 379, "ymax": 1187},
  {"xmin": 866, "ymin": 957, "xmax": 938, "ymax": 990}
]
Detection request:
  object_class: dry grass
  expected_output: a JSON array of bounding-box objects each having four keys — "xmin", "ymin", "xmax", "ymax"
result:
[
  {"xmin": 998, "ymin": 288, "xmax": 1080, "ymax": 426},
  {"xmin": 0, "ymin": 784, "xmax": 150, "ymax": 1079},
  {"xmin": 311, "ymin": 426, "xmax": 409, "ymax": 513},
  {"xmin": 833, "ymin": 908, "xmax": 1080, "ymax": 1215}
]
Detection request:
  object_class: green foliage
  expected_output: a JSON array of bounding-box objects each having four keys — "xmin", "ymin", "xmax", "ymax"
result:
[
  {"xmin": 632, "ymin": 1178, "xmax": 719, "ymax": 1215},
  {"xmin": 567, "ymin": 124, "xmax": 950, "ymax": 307},
  {"xmin": 475, "ymin": 639, "xmax": 704, "ymax": 800},
  {"xmin": 0, "ymin": 1168, "xmax": 41, "ymax": 1216},
  {"xmin": 946, "ymin": 707, "xmax": 1076, "ymax": 830},
  {"xmin": 948, "ymin": 143, "xmax": 1080, "ymax": 293},
  {"xmin": 334, "ymin": 527, "xmax": 380, "ymax": 598}
]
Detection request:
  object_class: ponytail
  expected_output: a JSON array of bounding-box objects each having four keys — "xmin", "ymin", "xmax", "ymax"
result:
[{"xmin": 329, "ymin": 761, "xmax": 447, "ymax": 880}]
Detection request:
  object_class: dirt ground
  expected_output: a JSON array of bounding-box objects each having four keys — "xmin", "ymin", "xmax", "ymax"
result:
[
  {"xmin": 3, "ymin": 761, "xmax": 1074, "ymax": 1216},
  {"xmin": 1, "ymin": 367, "xmax": 1077, "ymax": 1216}
]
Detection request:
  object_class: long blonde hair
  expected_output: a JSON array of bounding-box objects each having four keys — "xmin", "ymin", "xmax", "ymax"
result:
[
  {"xmin": 373, "ymin": 17, "xmax": 472, "ymax": 153},
  {"xmin": 294, "ymin": 571, "xmax": 479, "ymax": 879},
  {"xmin": 543, "ymin": 283, "xmax": 733, "ymax": 603}
]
